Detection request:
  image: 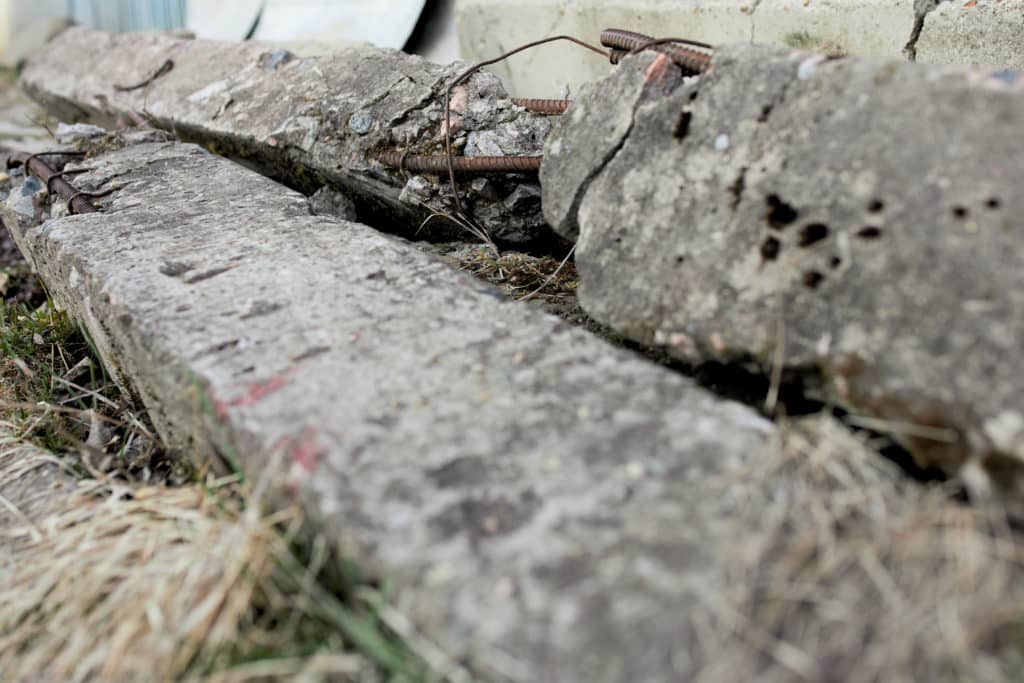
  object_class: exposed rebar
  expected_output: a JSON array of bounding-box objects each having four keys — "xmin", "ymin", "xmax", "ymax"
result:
[
  {"xmin": 512, "ymin": 98, "xmax": 572, "ymax": 115},
  {"xmin": 2, "ymin": 151, "xmax": 105, "ymax": 214},
  {"xmin": 375, "ymin": 151, "xmax": 541, "ymax": 174},
  {"xmin": 600, "ymin": 29, "xmax": 713, "ymax": 75}
]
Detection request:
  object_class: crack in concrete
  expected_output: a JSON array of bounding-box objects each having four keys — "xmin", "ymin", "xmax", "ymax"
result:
[
  {"xmin": 748, "ymin": 0, "xmax": 764, "ymax": 43},
  {"xmin": 904, "ymin": 0, "xmax": 952, "ymax": 61}
]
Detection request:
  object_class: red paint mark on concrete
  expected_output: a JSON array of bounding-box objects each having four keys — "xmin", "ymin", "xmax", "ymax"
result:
[
  {"xmin": 210, "ymin": 370, "xmax": 296, "ymax": 419},
  {"xmin": 274, "ymin": 426, "xmax": 327, "ymax": 477},
  {"xmin": 644, "ymin": 54, "xmax": 674, "ymax": 86}
]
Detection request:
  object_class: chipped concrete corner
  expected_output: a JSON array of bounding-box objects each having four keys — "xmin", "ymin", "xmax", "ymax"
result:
[
  {"xmin": 21, "ymin": 27, "xmax": 554, "ymax": 244},
  {"xmin": 543, "ymin": 45, "xmax": 1024, "ymax": 494}
]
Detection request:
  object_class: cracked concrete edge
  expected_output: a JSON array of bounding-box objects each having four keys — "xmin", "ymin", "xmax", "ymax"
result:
[
  {"xmin": 1, "ymin": 140, "xmax": 785, "ymax": 682},
  {"xmin": 456, "ymin": 0, "xmax": 1022, "ymax": 98}
]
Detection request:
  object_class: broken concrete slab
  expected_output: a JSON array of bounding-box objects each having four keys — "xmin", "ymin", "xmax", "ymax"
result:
[
  {"xmin": 457, "ymin": 0, "xmax": 1024, "ymax": 98},
  {"xmin": 2, "ymin": 139, "xmax": 787, "ymax": 681},
  {"xmin": 543, "ymin": 45, "xmax": 1024, "ymax": 495},
  {"xmin": 20, "ymin": 27, "xmax": 553, "ymax": 245}
]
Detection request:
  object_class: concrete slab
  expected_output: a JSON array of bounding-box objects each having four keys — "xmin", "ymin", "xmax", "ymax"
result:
[
  {"xmin": 456, "ymin": 0, "xmax": 1023, "ymax": 97},
  {"xmin": 21, "ymin": 27, "xmax": 553, "ymax": 245},
  {"xmin": 2, "ymin": 139, "xmax": 784, "ymax": 681},
  {"xmin": 542, "ymin": 44, "xmax": 1024, "ymax": 498}
]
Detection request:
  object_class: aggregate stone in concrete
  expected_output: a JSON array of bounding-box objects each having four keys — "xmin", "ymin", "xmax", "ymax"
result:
[
  {"xmin": 21, "ymin": 27, "xmax": 553, "ymax": 244},
  {"xmin": 1, "ymin": 140, "xmax": 782, "ymax": 682},
  {"xmin": 543, "ymin": 45, "xmax": 1024, "ymax": 494}
]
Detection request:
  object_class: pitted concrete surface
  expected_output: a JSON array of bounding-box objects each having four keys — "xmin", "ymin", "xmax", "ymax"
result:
[
  {"xmin": 21, "ymin": 27, "xmax": 553, "ymax": 244},
  {"xmin": 543, "ymin": 45, "xmax": 1024, "ymax": 496},
  {"xmin": 458, "ymin": 0, "xmax": 1024, "ymax": 97},
  {"xmin": 1, "ymin": 140, "xmax": 786, "ymax": 682}
]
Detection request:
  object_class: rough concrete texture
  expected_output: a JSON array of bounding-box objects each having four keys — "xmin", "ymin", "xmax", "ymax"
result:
[
  {"xmin": 20, "ymin": 27, "xmax": 553, "ymax": 244},
  {"xmin": 543, "ymin": 44, "xmax": 1024, "ymax": 495},
  {"xmin": 1, "ymin": 140, "xmax": 795, "ymax": 681},
  {"xmin": 457, "ymin": 0, "xmax": 1023, "ymax": 98},
  {"xmin": 915, "ymin": 0, "xmax": 1024, "ymax": 68}
]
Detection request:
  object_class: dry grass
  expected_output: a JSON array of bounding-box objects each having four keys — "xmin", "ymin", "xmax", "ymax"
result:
[
  {"xmin": 0, "ymin": 304, "xmax": 437, "ymax": 681},
  {"xmin": 687, "ymin": 416, "xmax": 1024, "ymax": 682},
  {"xmin": 0, "ymin": 441, "xmax": 426, "ymax": 682}
]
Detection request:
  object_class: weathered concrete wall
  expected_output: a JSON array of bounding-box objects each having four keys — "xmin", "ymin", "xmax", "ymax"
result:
[
  {"xmin": 20, "ymin": 27, "xmax": 553, "ymax": 244},
  {"xmin": 1, "ymin": 140, "xmax": 787, "ymax": 681},
  {"xmin": 457, "ymin": 0, "xmax": 1024, "ymax": 97},
  {"xmin": 543, "ymin": 44, "xmax": 1024, "ymax": 495}
]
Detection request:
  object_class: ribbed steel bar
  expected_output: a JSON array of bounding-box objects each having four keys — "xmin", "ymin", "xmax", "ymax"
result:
[
  {"xmin": 600, "ymin": 28, "xmax": 713, "ymax": 75},
  {"xmin": 2, "ymin": 151, "xmax": 101, "ymax": 214},
  {"xmin": 375, "ymin": 151, "xmax": 541, "ymax": 174},
  {"xmin": 512, "ymin": 98, "xmax": 572, "ymax": 115}
]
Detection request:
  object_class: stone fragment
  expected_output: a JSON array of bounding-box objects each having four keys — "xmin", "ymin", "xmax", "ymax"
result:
[
  {"xmin": 55, "ymin": 122, "xmax": 107, "ymax": 145},
  {"xmin": 308, "ymin": 185, "xmax": 357, "ymax": 221},
  {"xmin": 5, "ymin": 175, "xmax": 45, "ymax": 221},
  {"xmin": 543, "ymin": 45, "xmax": 1024, "ymax": 493},
  {"xmin": 22, "ymin": 27, "xmax": 552, "ymax": 244}
]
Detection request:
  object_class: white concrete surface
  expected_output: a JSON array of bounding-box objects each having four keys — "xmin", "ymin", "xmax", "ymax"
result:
[{"xmin": 456, "ymin": 0, "xmax": 1023, "ymax": 97}]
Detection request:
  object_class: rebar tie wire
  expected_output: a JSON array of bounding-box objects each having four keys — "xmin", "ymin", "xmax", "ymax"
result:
[
  {"xmin": 2, "ymin": 151, "xmax": 114, "ymax": 215},
  {"xmin": 3, "ymin": 150, "xmax": 118, "ymax": 215}
]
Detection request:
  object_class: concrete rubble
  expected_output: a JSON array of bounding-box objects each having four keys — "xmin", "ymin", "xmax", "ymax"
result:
[
  {"xmin": 543, "ymin": 44, "xmax": 1024, "ymax": 494},
  {"xmin": 20, "ymin": 27, "xmax": 555, "ymax": 245},
  {"xmin": 7, "ymin": 24, "xmax": 1024, "ymax": 680},
  {"xmin": 1, "ymin": 139, "xmax": 786, "ymax": 681}
]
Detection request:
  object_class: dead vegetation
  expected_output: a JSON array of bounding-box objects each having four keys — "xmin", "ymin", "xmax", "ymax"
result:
[{"xmin": 689, "ymin": 417, "xmax": 1024, "ymax": 682}]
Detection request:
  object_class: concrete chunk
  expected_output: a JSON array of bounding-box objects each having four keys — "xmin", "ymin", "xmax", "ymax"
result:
[
  {"xmin": 2, "ymin": 140, "xmax": 783, "ymax": 681},
  {"xmin": 21, "ymin": 27, "xmax": 553, "ymax": 244},
  {"xmin": 543, "ymin": 44, "xmax": 1024, "ymax": 494}
]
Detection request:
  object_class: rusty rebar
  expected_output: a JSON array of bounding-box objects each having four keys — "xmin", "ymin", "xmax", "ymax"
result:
[
  {"xmin": 376, "ymin": 151, "xmax": 541, "ymax": 174},
  {"xmin": 512, "ymin": 98, "xmax": 572, "ymax": 115},
  {"xmin": 600, "ymin": 29, "xmax": 713, "ymax": 75},
  {"xmin": 2, "ymin": 151, "xmax": 106, "ymax": 214}
]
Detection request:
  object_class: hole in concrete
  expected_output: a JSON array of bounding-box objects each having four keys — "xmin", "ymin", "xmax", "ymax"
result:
[
  {"xmin": 857, "ymin": 226, "xmax": 882, "ymax": 240},
  {"xmin": 675, "ymin": 255, "xmax": 685, "ymax": 265},
  {"xmin": 868, "ymin": 199, "xmax": 885, "ymax": 213},
  {"xmin": 986, "ymin": 197, "xmax": 1002, "ymax": 210},
  {"xmin": 766, "ymin": 194, "xmax": 799, "ymax": 229},
  {"xmin": 802, "ymin": 270, "xmax": 825, "ymax": 289},
  {"xmin": 798, "ymin": 223, "xmax": 829, "ymax": 247},
  {"xmin": 757, "ymin": 104, "xmax": 773, "ymax": 123},
  {"xmin": 830, "ymin": 256, "xmax": 842, "ymax": 269},
  {"xmin": 674, "ymin": 110, "xmax": 692, "ymax": 139},
  {"xmin": 952, "ymin": 206, "xmax": 969, "ymax": 219},
  {"xmin": 760, "ymin": 236, "xmax": 781, "ymax": 262},
  {"xmin": 688, "ymin": 90, "xmax": 699, "ymax": 102}
]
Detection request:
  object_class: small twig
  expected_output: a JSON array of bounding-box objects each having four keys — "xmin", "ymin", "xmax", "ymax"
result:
[
  {"xmin": 0, "ymin": 491, "xmax": 44, "ymax": 542},
  {"xmin": 765, "ymin": 294, "xmax": 786, "ymax": 415},
  {"xmin": 0, "ymin": 400, "xmax": 157, "ymax": 441}
]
